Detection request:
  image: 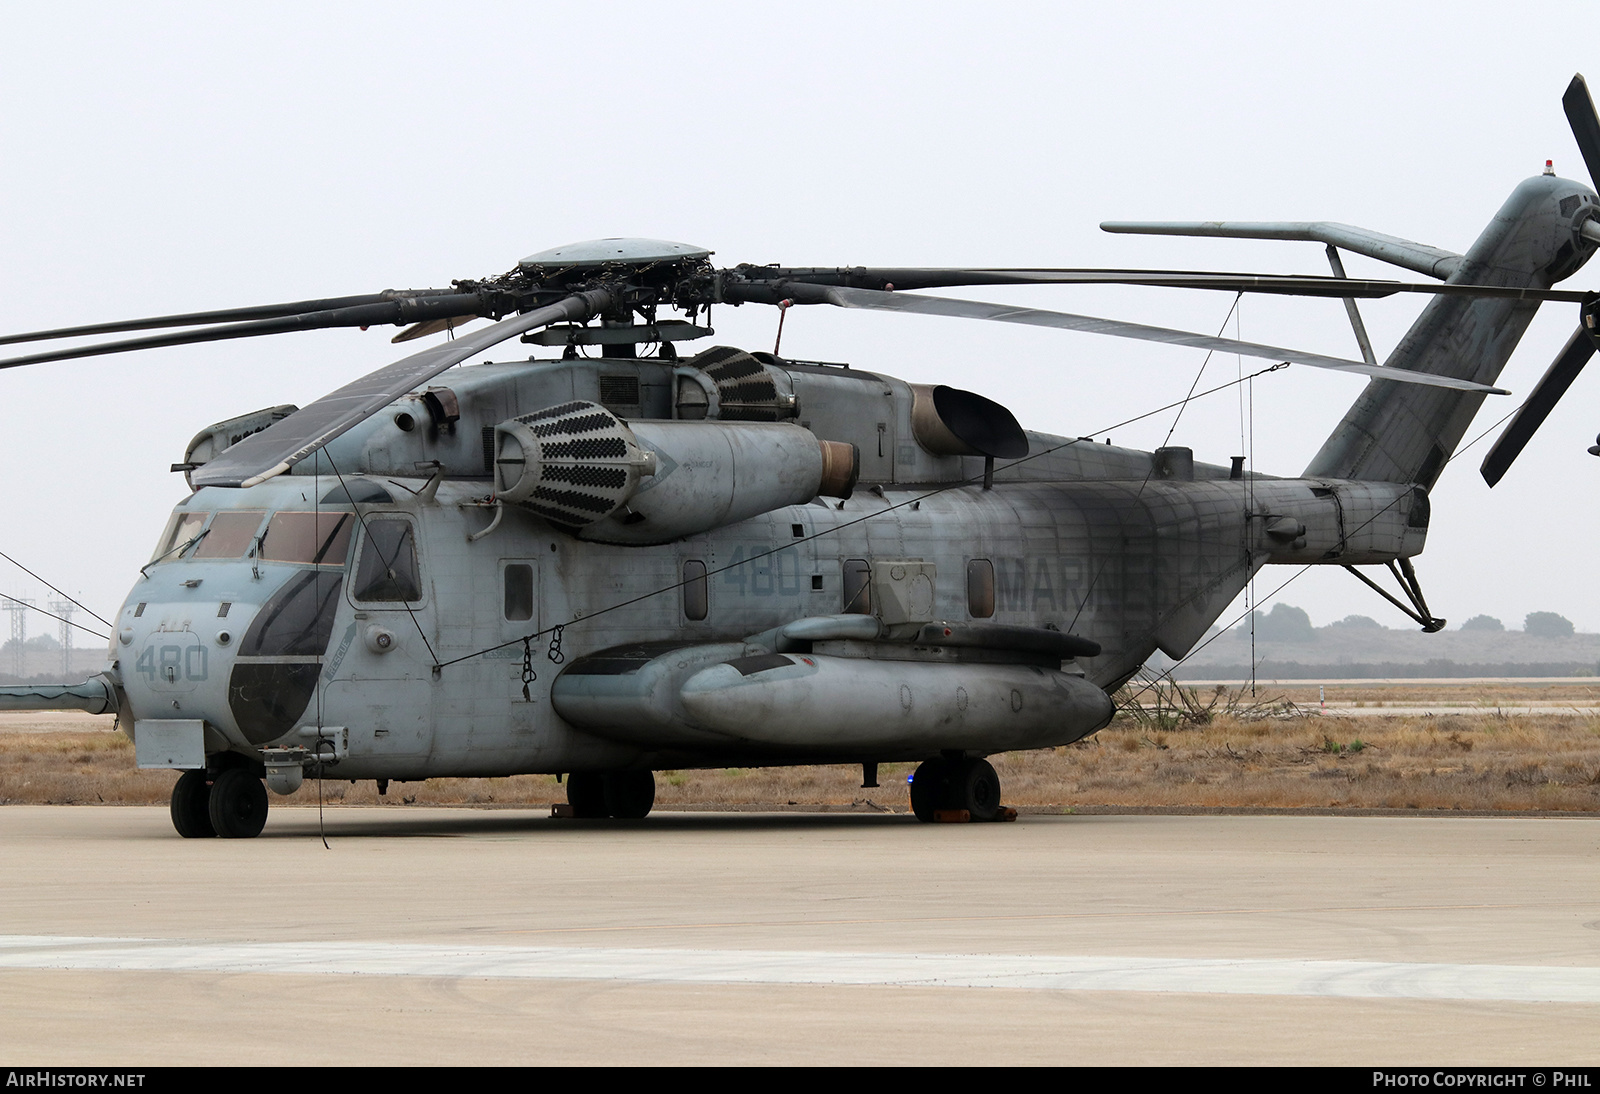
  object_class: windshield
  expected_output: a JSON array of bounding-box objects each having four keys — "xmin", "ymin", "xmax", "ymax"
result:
[
  {"xmin": 149, "ymin": 511, "xmax": 207, "ymax": 564},
  {"xmin": 259, "ymin": 512, "xmax": 354, "ymax": 566},
  {"xmin": 192, "ymin": 511, "xmax": 267, "ymax": 559}
]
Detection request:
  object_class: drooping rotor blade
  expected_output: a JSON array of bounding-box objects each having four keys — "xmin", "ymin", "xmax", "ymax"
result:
[
  {"xmin": 0, "ymin": 292, "xmax": 453, "ymax": 348},
  {"xmin": 962, "ymin": 271, "xmax": 1584, "ymax": 303},
  {"xmin": 1099, "ymin": 222, "xmax": 1463, "ymax": 280},
  {"xmin": 768, "ymin": 284, "xmax": 1507, "ymax": 394},
  {"xmin": 1480, "ymin": 325, "xmax": 1596, "ymax": 486},
  {"xmin": 732, "ymin": 267, "xmax": 1588, "ymax": 303},
  {"xmin": 0, "ymin": 294, "xmax": 487, "ymax": 371},
  {"xmin": 190, "ymin": 289, "xmax": 612, "ymax": 489},
  {"xmin": 1565, "ymin": 74, "xmax": 1600, "ymax": 191}
]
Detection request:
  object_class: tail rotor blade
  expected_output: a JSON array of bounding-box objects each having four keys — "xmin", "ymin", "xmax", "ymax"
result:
[
  {"xmin": 1565, "ymin": 74, "xmax": 1600, "ymax": 190},
  {"xmin": 1480, "ymin": 325, "xmax": 1596, "ymax": 486}
]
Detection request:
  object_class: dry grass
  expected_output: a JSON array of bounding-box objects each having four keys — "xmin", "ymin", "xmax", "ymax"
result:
[{"xmin": 5, "ymin": 692, "xmax": 1600, "ymax": 813}]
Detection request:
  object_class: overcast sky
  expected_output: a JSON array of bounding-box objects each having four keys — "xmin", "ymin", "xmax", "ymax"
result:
[{"xmin": 2, "ymin": 2, "xmax": 1597, "ymax": 649}]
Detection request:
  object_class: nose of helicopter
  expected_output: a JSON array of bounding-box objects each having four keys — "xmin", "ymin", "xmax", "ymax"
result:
[
  {"xmin": 116, "ymin": 571, "xmax": 245, "ymax": 743},
  {"xmin": 116, "ymin": 563, "xmax": 344, "ymax": 750}
]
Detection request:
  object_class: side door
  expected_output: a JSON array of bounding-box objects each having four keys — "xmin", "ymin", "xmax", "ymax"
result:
[{"xmin": 327, "ymin": 514, "xmax": 434, "ymax": 763}]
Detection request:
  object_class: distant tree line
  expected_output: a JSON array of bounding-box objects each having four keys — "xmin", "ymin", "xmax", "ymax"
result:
[
  {"xmin": 1234, "ymin": 606, "xmax": 1578, "ymax": 639},
  {"xmin": 0, "ymin": 634, "xmax": 62, "ymax": 651}
]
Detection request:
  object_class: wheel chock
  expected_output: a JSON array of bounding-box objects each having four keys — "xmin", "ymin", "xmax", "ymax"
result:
[
  {"xmin": 550, "ymin": 803, "xmax": 576, "ymax": 818},
  {"xmin": 933, "ymin": 806, "xmax": 1018, "ymax": 823}
]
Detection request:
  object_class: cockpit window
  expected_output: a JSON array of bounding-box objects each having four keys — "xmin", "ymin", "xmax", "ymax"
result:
[
  {"xmin": 193, "ymin": 511, "xmax": 268, "ymax": 559},
  {"xmin": 259, "ymin": 512, "xmax": 354, "ymax": 566},
  {"xmin": 149, "ymin": 511, "xmax": 207, "ymax": 564},
  {"xmin": 353, "ymin": 519, "xmax": 421, "ymax": 602}
]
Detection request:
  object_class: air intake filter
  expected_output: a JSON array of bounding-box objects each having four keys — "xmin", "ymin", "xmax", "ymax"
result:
[{"xmin": 493, "ymin": 401, "xmax": 656, "ymax": 527}]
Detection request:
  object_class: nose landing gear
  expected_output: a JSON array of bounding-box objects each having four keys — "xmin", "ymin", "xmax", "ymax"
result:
[
  {"xmin": 209, "ymin": 767, "xmax": 269, "ymax": 838},
  {"xmin": 169, "ymin": 762, "xmax": 269, "ymax": 839}
]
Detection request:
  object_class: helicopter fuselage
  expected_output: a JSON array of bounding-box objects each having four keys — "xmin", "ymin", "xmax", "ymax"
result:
[{"xmin": 112, "ymin": 351, "xmax": 1427, "ymax": 781}]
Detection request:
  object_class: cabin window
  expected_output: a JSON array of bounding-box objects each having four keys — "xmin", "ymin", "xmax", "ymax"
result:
[
  {"xmin": 842, "ymin": 559, "xmax": 872, "ymax": 615},
  {"xmin": 353, "ymin": 519, "xmax": 422, "ymax": 602},
  {"xmin": 967, "ymin": 558, "xmax": 995, "ymax": 619},
  {"xmin": 259, "ymin": 512, "xmax": 354, "ymax": 565},
  {"xmin": 504, "ymin": 564, "xmax": 534, "ymax": 621},
  {"xmin": 193, "ymin": 511, "xmax": 267, "ymax": 559},
  {"xmin": 682, "ymin": 560, "xmax": 708, "ymax": 621},
  {"xmin": 150, "ymin": 511, "xmax": 207, "ymax": 563}
]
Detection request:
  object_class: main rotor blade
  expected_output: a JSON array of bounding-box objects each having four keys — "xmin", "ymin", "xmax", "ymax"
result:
[
  {"xmin": 1565, "ymin": 74, "xmax": 1600, "ymax": 193},
  {"xmin": 0, "ymin": 294, "xmax": 487, "ymax": 371},
  {"xmin": 734, "ymin": 267, "xmax": 1588, "ymax": 303},
  {"xmin": 0, "ymin": 292, "xmax": 453, "ymax": 348},
  {"xmin": 1480, "ymin": 325, "xmax": 1596, "ymax": 486},
  {"xmin": 190, "ymin": 289, "xmax": 612, "ymax": 489},
  {"xmin": 779, "ymin": 284, "xmax": 1508, "ymax": 394}
]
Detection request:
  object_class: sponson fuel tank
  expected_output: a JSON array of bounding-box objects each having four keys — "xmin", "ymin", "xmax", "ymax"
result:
[
  {"xmin": 551, "ymin": 618, "xmax": 1112, "ymax": 759},
  {"xmin": 677, "ymin": 654, "xmax": 1110, "ymax": 755},
  {"xmin": 494, "ymin": 400, "xmax": 858, "ymax": 545}
]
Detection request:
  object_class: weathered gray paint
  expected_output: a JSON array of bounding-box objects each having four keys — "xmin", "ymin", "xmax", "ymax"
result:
[{"xmin": 8, "ymin": 171, "xmax": 1595, "ymax": 795}]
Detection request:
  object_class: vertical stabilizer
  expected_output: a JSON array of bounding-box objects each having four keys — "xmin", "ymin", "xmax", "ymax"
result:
[{"xmin": 1306, "ymin": 174, "xmax": 1595, "ymax": 485}]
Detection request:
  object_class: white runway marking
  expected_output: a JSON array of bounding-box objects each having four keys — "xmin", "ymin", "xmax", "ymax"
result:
[{"xmin": 0, "ymin": 935, "xmax": 1597, "ymax": 1003}]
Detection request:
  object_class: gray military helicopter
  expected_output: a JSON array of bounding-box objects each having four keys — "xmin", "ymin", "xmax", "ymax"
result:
[{"xmin": 4, "ymin": 78, "xmax": 1600, "ymax": 838}]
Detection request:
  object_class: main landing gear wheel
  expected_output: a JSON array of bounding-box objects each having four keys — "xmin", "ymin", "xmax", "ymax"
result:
[
  {"xmin": 909, "ymin": 756, "xmax": 1003, "ymax": 822},
  {"xmin": 954, "ymin": 758, "xmax": 1002, "ymax": 822},
  {"xmin": 208, "ymin": 768, "xmax": 269, "ymax": 838},
  {"xmin": 170, "ymin": 769, "xmax": 215, "ymax": 838},
  {"xmin": 566, "ymin": 770, "xmax": 657, "ymax": 819}
]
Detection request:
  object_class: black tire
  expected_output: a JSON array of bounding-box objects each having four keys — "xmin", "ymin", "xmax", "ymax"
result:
[
  {"xmin": 170, "ymin": 769, "xmax": 215, "ymax": 838},
  {"xmin": 208, "ymin": 768, "xmax": 268, "ymax": 838},
  {"xmin": 909, "ymin": 757, "xmax": 953, "ymax": 822},
  {"xmin": 954, "ymin": 757, "xmax": 1002, "ymax": 822},
  {"xmin": 567, "ymin": 772, "xmax": 609, "ymax": 818},
  {"xmin": 604, "ymin": 770, "xmax": 655, "ymax": 820}
]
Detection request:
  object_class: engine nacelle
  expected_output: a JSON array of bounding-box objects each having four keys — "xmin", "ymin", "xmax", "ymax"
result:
[{"xmin": 494, "ymin": 401, "xmax": 857, "ymax": 545}]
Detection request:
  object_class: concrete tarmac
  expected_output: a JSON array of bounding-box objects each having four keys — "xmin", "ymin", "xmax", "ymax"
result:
[{"xmin": 2, "ymin": 805, "xmax": 1598, "ymax": 1065}]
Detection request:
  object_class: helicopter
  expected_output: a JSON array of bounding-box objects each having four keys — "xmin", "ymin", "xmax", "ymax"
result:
[{"xmin": 5, "ymin": 78, "xmax": 1600, "ymax": 840}]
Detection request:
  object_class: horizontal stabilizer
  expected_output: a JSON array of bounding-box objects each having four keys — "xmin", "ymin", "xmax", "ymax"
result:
[{"xmin": 1101, "ymin": 222, "xmax": 1462, "ymax": 281}]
